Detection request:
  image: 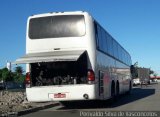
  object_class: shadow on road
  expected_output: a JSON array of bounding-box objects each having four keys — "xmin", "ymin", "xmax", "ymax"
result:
[
  {"xmin": 111, "ymin": 87, "xmax": 155, "ymax": 107},
  {"xmin": 58, "ymin": 86, "xmax": 155, "ymax": 110}
]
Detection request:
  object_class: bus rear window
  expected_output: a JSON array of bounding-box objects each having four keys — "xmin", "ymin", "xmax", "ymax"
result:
[{"xmin": 29, "ymin": 15, "xmax": 86, "ymax": 39}]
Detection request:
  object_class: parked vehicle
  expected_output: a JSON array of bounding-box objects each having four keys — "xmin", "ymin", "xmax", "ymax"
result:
[
  {"xmin": 14, "ymin": 11, "xmax": 132, "ymax": 102},
  {"xmin": 133, "ymin": 78, "xmax": 141, "ymax": 86},
  {"xmin": 5, "ymin": 82, "xmax": 25, "ymax": 89},
  {"xmin": 0, "ymin": 81, "xmax": 5, "ymax": 90}
]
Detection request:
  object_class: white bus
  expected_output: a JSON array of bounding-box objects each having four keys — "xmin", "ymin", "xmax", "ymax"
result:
[{"xmin": 15, "ymin": 11, "xmax": 132, "ymax": 102}]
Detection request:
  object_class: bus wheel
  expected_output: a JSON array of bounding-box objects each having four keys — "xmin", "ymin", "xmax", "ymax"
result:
[
  {"xmin": 111, "ymin": 82, "xmax": 115, "ymax": 97},
  {"xmin": 126, "ymin": 81, "xmax": 132, "ymax": 95},
  {"xmin": 110, "ymin": 81, "xmax": 116, "ymax": 103},
  {"xmin": 116, "ymin": 81, "xmax": 119, "ymax": 98}
]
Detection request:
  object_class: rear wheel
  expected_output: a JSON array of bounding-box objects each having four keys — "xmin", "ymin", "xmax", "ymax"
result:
[
  {"xmin": 116, "ymin": 82, "xmax": 119, "ymax": 98},
  {"xmin": 126, "ymin": 81, "xmax": 132, "ymax": 95},
  {"xmin": 111, "ymin": 81, "xmax": 115, "ymax": 98},
  {"xmin": 109, "ymin": 81, "xmax": 116, "ymax": 103}
]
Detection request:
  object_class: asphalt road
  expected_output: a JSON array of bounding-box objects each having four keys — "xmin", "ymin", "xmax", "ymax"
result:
[{"xmin": 20, "ymin": 83, "xmax": 160, "ymax": 117}]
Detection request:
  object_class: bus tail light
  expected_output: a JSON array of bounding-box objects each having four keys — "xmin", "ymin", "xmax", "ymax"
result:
[
  {"xmin": 25, "ymin": 72, "xmax": 31, "ymax": 88},
  {"xmin": 87, "ymin": 69, "xmax": 95, "ymax": 81}
]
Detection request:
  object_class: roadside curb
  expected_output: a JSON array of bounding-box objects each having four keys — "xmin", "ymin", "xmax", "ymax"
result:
[{"xmin": 18, "ymin": 102, "xmax": 60, "ymax": 116}]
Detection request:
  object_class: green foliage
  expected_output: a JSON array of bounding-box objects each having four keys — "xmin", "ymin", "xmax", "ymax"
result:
[
  {"xmin": 130, "ymin": 64, "xmax": 138, "ymax": 78},
  {"xmin": 1, "ymin": 68, "xmax": 12, "ymax": 81},
  {"xmin": 150, "ymin": 70, "xmax": 154, "ymax": 74},
  {"xmin": 15, "ymin": 66, "xmax": 24, "ymax": 75},
  {"xmin": 13, "ymin": 72, "xmax": 25, "ymax": 83},
  {"xmin": 0, "ymin": 66, "xmax": 25, "ymax": 83},
  {"xmin": 13, "ymin": 66, "xmax": 25, "ymax": 83}
]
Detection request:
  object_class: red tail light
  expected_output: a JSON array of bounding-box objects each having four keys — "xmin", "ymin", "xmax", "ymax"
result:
[
  {"xmin": 87, "ymin": 70, "xmax": 95, "ymax": 81},
  {"xmin": 25, "ymin": 72, "xmax": 31, "ymax": 87}
]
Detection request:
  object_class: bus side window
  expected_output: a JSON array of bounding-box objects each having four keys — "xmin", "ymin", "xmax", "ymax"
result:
[
  {"xmin": 97, "ymin": 25, "xmax": 102, "ymax": 50},
  {"xmin": 94, "ymin": 22, "xmax": 99, "ymax": 49}
]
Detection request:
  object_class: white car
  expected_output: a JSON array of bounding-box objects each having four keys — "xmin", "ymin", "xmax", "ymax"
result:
[{"xmin": 133, "ymin": 78, "xmax": 141, "ymax": 85}]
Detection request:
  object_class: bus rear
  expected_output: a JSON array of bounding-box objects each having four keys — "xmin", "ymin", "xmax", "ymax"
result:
[{"xmin": 15, "ymin": 11, "xmax": 97, "ymax": 102}]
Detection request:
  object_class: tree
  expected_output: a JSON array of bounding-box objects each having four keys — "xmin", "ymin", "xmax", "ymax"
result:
[
  {"xmin": 131, "ymin": 62, "xmax": 139, "ymax": 78},
  {"xmin": 149, "ymin": 70, "xmax": 154, "ymax": 75},
  {"xmin": 1, "ymin": 68, "xmax": 12, "ymax": 81},
  {"xmin": 15, "ymin": 66, "xmax": 23, "ymax": 75},
  {"xmin": 0, "ymin": 66, "xmax": 25, "ymax": 83},
  {"xmin": 14, "ymin": 66, "xmax": 25, "ymax": 83}
]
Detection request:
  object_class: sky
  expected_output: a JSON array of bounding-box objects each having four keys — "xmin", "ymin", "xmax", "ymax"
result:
[{"xmin": 0, "ymin": 0, "xmax": 160, "ymax": 74}]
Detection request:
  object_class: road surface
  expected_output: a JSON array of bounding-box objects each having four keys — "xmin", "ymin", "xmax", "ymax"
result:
[{"xmin": 20, "ymin": 83, "xmax": 160, "ymax": 117}]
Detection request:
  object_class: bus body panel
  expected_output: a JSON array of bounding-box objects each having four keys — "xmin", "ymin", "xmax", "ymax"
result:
[
  {"xmin": 26, "ymin": 12, "xmax": 92, "ymax": 53},
  {"xmin": 95, "ymin": 51, "xmax": 130, "ymax": 99},
  {"xmin": 26, "ymin": 11, "xmax": 96, "ymax": 72},
  {"xmin": 26, "ymin": 84, "xmax": 96, "ymax": 102}
]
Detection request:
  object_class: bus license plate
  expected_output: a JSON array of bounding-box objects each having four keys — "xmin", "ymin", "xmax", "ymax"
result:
[{"xmin": 54, "ymin": 93, "xmax": 66, "ymax": 98}]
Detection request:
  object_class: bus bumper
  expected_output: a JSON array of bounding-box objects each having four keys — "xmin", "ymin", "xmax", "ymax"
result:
[{"xmin": 26, "ymin": 84, "xmax": 96, "ymax": 102}]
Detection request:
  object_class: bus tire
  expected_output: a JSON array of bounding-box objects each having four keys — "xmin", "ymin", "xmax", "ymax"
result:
[
  {"xmin": 116, "ymin": 81, "xmax": 119, "ymax": 98},
  {"xmin": 110, "ymin": 81, "xmax": 116, "ymax": 103},
  {"xmin": 126, "ymin": 81, "xmax": 132, "ymax": 95}
]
